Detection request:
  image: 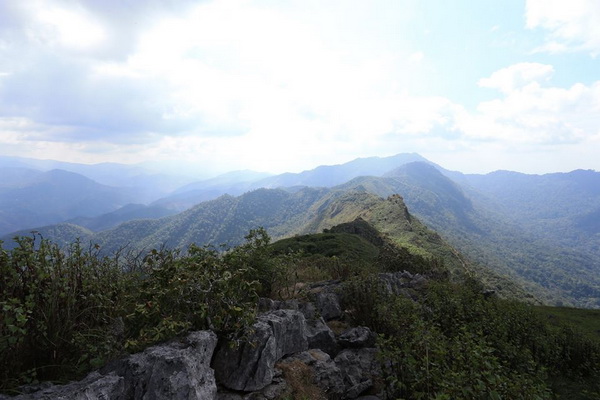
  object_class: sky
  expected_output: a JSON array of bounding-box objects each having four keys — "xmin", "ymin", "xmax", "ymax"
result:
[{"xmin": 0, "ymin": 0, "xmax": 599, "ymax": 176}]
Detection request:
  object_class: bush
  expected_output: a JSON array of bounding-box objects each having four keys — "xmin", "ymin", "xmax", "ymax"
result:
[
  {"xmin": 0, "ymin": 236, "xmax": 128, "ymax": 391},
  {"xmin": 0, "ymin": 229, "xmax": 276, "ymax": 393},
  {"xmin": 124, "ymin": 244, "xmax": 260, "ymax": 351}
]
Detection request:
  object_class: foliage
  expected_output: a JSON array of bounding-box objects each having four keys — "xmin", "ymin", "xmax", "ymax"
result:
[
  {"xmin": 533, "ymin": 305, "xmax": 600, "ymax": 340},
  {"xmin": 0, "ymin": 235, "xmax": 127, "ymax": 391},
  {"xmin": 270, "ymin": 232, "xmax": 379, "ymax": 262},
  {"xmin": 0, "ymin": 229, "xmax": 276, "ymax": 393},
  {"xmin": 124, "ymin": 242, "xmax": 260, "ymax": 351},
  {"xmin": 341, "ymin": 275, "xmax": 600, "ymax": 399}
]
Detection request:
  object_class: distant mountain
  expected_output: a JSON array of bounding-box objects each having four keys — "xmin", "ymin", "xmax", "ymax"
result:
[
  {"xmin": 66, "ymin": 203, "xmax": 178, "ymax": 232},
  {"xmin": 0, "ymin": 167, "xmax": 43, "ymax": 188},
  {"xmin": 461, "ymin": 169, "xmax": 600, "ymax": 259},
  {"xmin": 1, "ymin": 223, "xmax": 93, "ymax": 249},
  {"xmin": 335, "ymin": 163, "xmax": 600, "ymax": 308},
  {"xmin": 0, "ymin": 169, "xmax": 138, "ymax": 235},
  {"xmin": 3, "ymin": 154, "xmax": 599, "ymax": 308},
  {"xmin": 156, "ymin": 153, "xmax": 432, "ymax": 211},
  {"xmin": 153, "ymin": 170, "xmax": 272, "ymax": 211},
  {"xmin": 0, "ymin": 155, "xmax": 194, "ymax": 202},
  {"xmin": 94, "ymin": 188, "xmax": 330, "ymax": 252},
  {"xmin": 173, "ymin": 170, "xmax": 272, "ymax": 195},
  {"xmin": 254, "ymin": 153, "xmax": 429, "ymax": 188}
]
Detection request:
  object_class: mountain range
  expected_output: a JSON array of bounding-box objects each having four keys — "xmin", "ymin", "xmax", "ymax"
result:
[{"xmin": 1, "ymin": 153, "xmax": 599, "ymax": 308}]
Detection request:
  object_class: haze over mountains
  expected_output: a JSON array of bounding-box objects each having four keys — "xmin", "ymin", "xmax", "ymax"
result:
[{"xmin": 1, "ymin": 153, "xmax": 599, "ymax": 308}]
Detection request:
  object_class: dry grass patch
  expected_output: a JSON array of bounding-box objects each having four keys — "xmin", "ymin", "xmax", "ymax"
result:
[{"xmin": 276, "ymin": 359, "xmax": 326, "ymax": 400}]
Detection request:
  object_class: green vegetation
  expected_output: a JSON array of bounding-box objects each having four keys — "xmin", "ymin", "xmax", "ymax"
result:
[
  {"xmin": 339, "ymin": 163, "xmax": 600, "ymax": 308},
  {"xmin": 7, "ymin": 165, "xmax": 599, "ymax": 309},
  {"xmin": 534, "ymin": 306, "xmax": 600, "ymax": 340},
  {"xmin": 1, "ymin": 236, "xmax": 127, "ymax": 390},
  {"xmin": 342, "ymin": 276, "xmax": 600, "ymax": 399},
  {"xmin": 271, "ymin": 232, "xmax": 379, "ymax": 262},
  {"xmin": 2, "ymin": 220, "xmax": 600, "ymax": 398},
  {"xmin": 0, "ymin": 230, "xmax": 276, "ymax": 393},
  {"xmin": 270, "ymin": 221, "xmax": 600, "ymax": 399}
]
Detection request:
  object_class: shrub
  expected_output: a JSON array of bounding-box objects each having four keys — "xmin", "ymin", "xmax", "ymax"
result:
[
  {"xmin": 124, "ymin": 244, "xmax": 260, "ymax": 351},
  {"xmin": 0, "ymin": 229, "xmax": 276, "ymax": 393},
  {"xmin": 0, "ymin": 236, "xmax": 128, "ymax": 391}
]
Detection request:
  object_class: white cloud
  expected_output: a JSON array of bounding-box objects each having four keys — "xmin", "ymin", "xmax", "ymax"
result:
[
  {"xmin": 526, "ymin": 0, "xmax": 600, "ymax": 56},
  {"xmin": 460, "ymin": 65, "xmax": 600, "ymax": 145},
  {"xmin": 34, "ymin": 5, "xmax": 106, "ymax": 49},
  {"xmin": 408, "ymin": 51, "xmax": 424, "ymax": 63},
  {"xmin": 478, "ymin": 63, "xmax": 554, "ymax": 94},
  {"xmin": 1, "ymin": 1, "xmax": 599, "ymax": 175}
]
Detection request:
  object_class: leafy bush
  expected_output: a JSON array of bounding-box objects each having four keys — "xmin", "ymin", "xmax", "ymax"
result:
[
  {"xmin": 0, "ymin": 236, "xmax": 128, "ymax": 391},
  {"xmin": 124, "ymin": 244, "xmax": 260, "ymax": 351},
  {"xmin": 0, "ymin": 229, "xmax": 277, "ymax": 393}
]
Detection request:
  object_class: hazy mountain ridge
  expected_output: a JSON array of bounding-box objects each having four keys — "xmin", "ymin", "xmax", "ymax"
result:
[
  {"xmin": 460, "ymin": 169, "xmax": 600, "ymax": 260},
  {"xmin": 0, "ymin": 156, "xmax": 195, "ymax": 205},
  {"xmin": 153, "ymin": 153, "xmax": 432, "ymax": 211},
  {"xmin": 0, "ymin": 169, "xmax": 140, "ymax": 236},
  {"xmin": 2, "ymin": 153, "xmax": 600, "ymax": 307},
  {"xmin": 66, "ymin": 204, "xmax": 178, "ymax": 232},
  {"xmin": 336, "ymin": 163, "xmax": 600, "ymax": 307}
]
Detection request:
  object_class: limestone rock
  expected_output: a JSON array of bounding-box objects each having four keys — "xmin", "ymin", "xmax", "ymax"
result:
[
  {"xmin": 213, "ymin": 320, "xmax": 277, "ymax": 392},
  {"xmin": 8, "ymin": 330, "xmax": 218, "ymax": 400},
  {"xmin": 315, "ymin": 292, "xmax": 342, "ymax": 321},
  {"xmin": 305, "ymin": 317, "xmax": 338, "ymax": 356},
  {"xmin": 337, "ymin": 327, "xmax": 376, "ymax": 349},
  {"xmin": 279, "ymin": 349, "xmax": 345, "ymax": 399},
  {"xmin": 258, "ymin": 309, "xmax": 308, "ymax": 360},
  {"xmin": 213, "ymin": 309, "xmax": 308, "ymax": 392},
  {"xmin": 335, "ymin": 348, "xmax": 380, "ymax": 399}
]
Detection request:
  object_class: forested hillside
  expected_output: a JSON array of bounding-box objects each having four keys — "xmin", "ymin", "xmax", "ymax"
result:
[
  {"xmin": 462, "ymin": 169, "xmax": 600, "ymax": 260},
  {"xmin": 337, "ymin": 163, "xmax": 600, "ymax": 308},
  {"xmin": 2, "ymin": 154, "xmax": 600, "ymax": 308}
]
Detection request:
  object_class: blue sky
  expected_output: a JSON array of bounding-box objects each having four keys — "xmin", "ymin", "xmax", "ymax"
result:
[{"xmin": 0, "ymin": 0, "xmax": 599, "ymax": 176}]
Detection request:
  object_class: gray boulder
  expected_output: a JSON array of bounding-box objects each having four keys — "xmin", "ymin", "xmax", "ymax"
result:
[
  {"xmin": 213, "ymin": 309, "xmax": 308, "ymax": 392},
  {"xmin": 338, "ymin": 327, "xmax": 376, "ymax": 349},
  {"xmin": 259, "ymin": 309, "xmax": 308, "ymax": 360},
  {"xmin": 213, "ymin": 320, "xmax": 277, "ymax": 392},
  {"xmin": 305, "ymin": 317, "xmax": 338, "ymax": 356},
  {"xmin": 315, "ymin": 292, "xmax": 342, "ymax": 321},
  {"xmin": 217, "ymin": 373, "xmax": 287, "ymax": 400},
  {"xmin": 335, "ymin": 348, "xmax": 380, "ymax": 399},
  {"xmin": 8, "ymin": 330, "xmax": 218, "ymax": 400}
]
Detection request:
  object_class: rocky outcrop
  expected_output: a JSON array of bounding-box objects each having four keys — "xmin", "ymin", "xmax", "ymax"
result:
[
  {"xmin": 305, "ymin": 317, "xmax": 338, "ymax": 356},
  {"xmin": 6, "ymin": 330, "xmax": 218, "ymax": 400},
  {"xmin": 379, "ymin": 271, "xmax": 427, "ymax": 295},
  {"xmin": 212, "ymin": 309, "xmax": 308, "ymax": 392},
  {"xmin": 5, "ymin": 270, "xmax": 426, "ymax": 400},
  {"xmin": 315, "ymin": 291, "xmax": 343, "ymax": 321}
]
